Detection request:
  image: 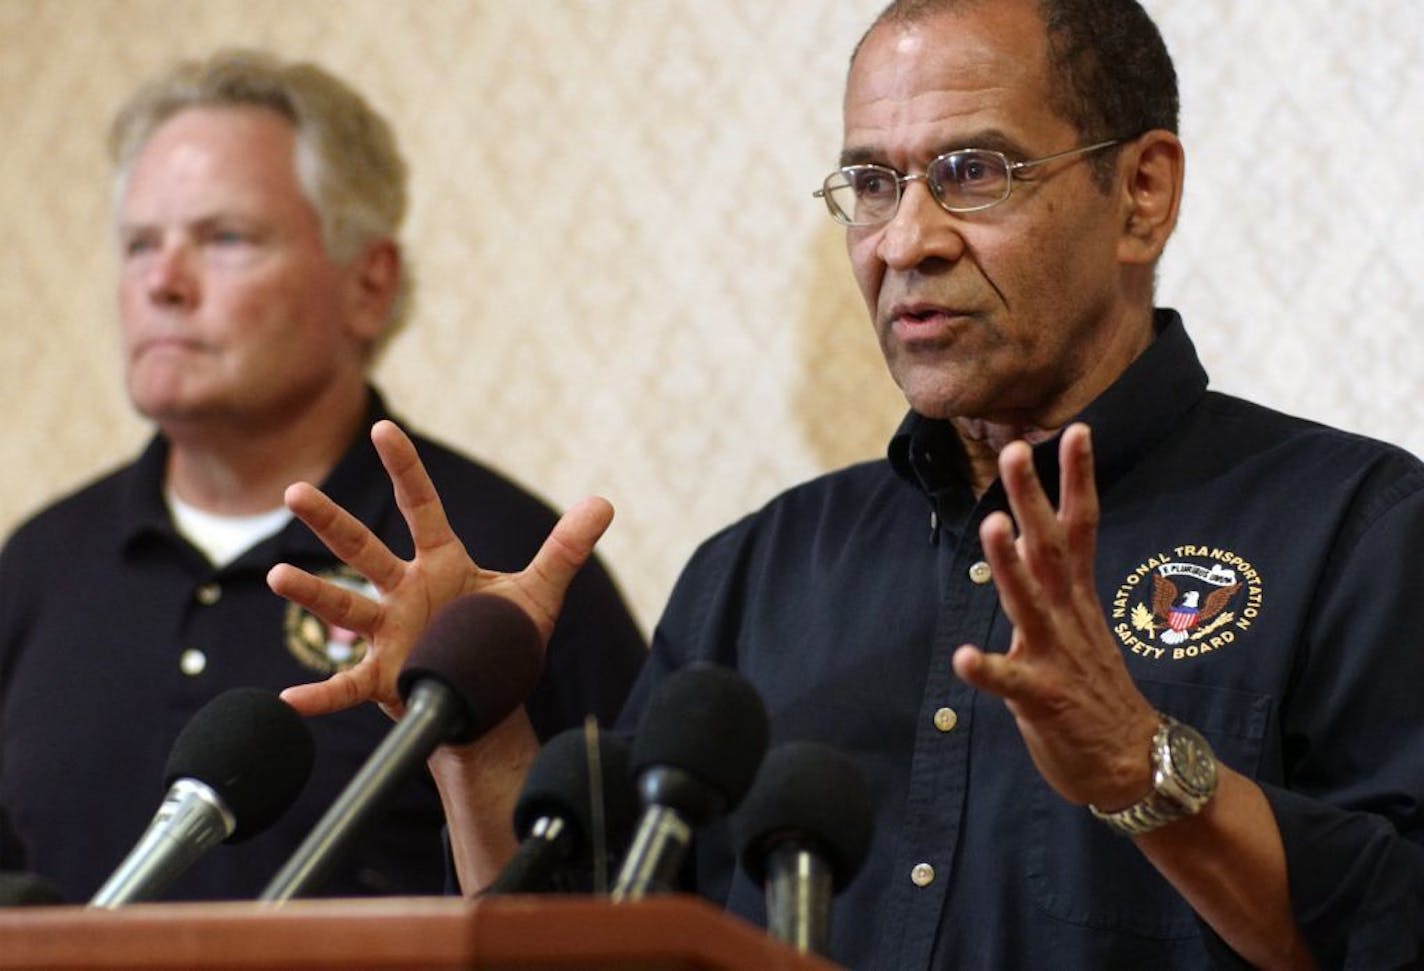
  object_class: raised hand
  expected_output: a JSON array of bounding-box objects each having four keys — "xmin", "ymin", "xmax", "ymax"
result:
[
  {"xmin": 267, "ymin": 419, "xmax": 613, "ymax": 720},
  {"xmin": 951, "ymin": 423, "xmax": 1159, "ymax": 811}
]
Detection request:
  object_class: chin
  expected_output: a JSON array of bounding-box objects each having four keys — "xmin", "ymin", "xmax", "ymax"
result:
[
  {"xmin": 907, "ymin": 403, "xmax": 962, "ymax": 422},
  {"xmin": 897, "ymin": 378, "xmax": 968, "ymax": 422},
  {"xmin": 128, "ymin": 388, "xmax": 208, "ymax": 426},
  {"xmin": 127, "ymin": 390, "xmax": 169, "ymax": 422}
]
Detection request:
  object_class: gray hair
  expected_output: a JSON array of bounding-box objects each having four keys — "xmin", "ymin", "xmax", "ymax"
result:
[{"xmin": 109, "ymin": 49, "xmax": 413, "ymax": 357}]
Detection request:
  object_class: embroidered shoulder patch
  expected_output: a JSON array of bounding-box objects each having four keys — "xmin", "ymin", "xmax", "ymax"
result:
[
  {"xmin": 283, "ymin": 566, "xmax": 377, "ymax": 674},
  {"xmin": 1110, "ymin": 545, "xmax": 1264, "ymax": 662}
]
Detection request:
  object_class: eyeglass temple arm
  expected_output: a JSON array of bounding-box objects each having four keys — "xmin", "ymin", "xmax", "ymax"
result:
[{"xmin": 1009, "ymin": 137, "xmax": 1122, "ymax": 174}]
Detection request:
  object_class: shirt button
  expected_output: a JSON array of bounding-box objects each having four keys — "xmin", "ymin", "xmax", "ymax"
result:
[
  {"xmin": 195, "ymin": 583, "xmax": 222, "ymax": 606},
  {"xmin": 910, "ymin": 863, "xmax": 935, "ymax": 887},
  {"xmin": 179, "ymin": 649, "xmax": 207, "ymax": 676},
  {"xmin": 968, "ymin": 560, "xmax": 992, "ymax": 584},
  {"xmin": 933, "ymin": 707, "xmax": 958, "ymax": 732}
]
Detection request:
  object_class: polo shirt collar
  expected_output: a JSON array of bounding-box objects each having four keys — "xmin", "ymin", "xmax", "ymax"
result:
[
  {"xmin": 118, "ymin": 435, "xmax": 181, "ymax": 551},
  {"xmin": 118, "ymin": 386, "xmax": 398, "ymax": 563}
]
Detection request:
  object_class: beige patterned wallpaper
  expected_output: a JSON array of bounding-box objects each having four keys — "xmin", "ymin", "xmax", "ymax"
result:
[{"xmin": 2, "ymin": 1, "xmax": 1421, "ymax": 634}]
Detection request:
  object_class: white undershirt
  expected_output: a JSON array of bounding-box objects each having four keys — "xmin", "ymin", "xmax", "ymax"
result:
[{"xmin": 165, "ymin": 490, "xmax": 294, "ymax": 568}]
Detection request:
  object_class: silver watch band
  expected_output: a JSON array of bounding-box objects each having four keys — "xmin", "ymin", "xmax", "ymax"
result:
[
  {"xmin": 1088, "ymin": 716, "xmax": 1217, "ymax": 837},
  {"xmin": 1089, "ymin": 787, "xmax": 1192, "ymax": 835}
]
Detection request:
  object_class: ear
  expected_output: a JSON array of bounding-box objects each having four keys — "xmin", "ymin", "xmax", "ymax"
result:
[
  {"xmin": 1115, "ymin": 130, "xmax": 1184, "ymax": 266},
  {"xmin": 343, "ymin": 238, "xmax": 402, "ymax": 348}
]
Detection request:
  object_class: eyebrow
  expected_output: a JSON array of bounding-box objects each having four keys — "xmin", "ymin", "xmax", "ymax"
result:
[
  {"xmin": 117, "ymin": 212, "xmax": 262, "ymax": 236},
  {"xmin": 838, "ymin": 128, "xmax": 1033, "ymax": 169}
]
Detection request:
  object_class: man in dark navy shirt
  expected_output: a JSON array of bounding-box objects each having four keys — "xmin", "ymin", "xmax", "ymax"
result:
[
  {"xmin": 0, "ymin": 51, "xmax": 646, "ymax": 903},
  {"xmin": 264, "ymin": 2, "xmax": 1424, "ymax": 967}
]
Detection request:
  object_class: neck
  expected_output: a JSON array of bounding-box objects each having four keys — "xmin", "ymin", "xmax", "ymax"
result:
[
  {"xmin": 951, "ymin": 306, "xmax": 1156, "ymax": 496},
  {"xmin": 161, "ymin": 383, "xmax": 369, "ymax": 516},
  {"xmin": 951, "ymin": 419, "xmax": 1058, "ymax": 496}
]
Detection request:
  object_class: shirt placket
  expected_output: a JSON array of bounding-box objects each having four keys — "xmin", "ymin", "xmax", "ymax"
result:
[{"xmin": 879, "ymin": 494, "xmax": 1002, "ymax": 969}]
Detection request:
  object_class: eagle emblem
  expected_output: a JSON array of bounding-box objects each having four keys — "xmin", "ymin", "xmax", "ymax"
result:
[
  {"xmin": 1111, "ymin": 546, "xmax": 1264, "ymax": 663},
  {"xmin": 1151, "ymin": 574, "xmax": 1240, "ymax": 645},
  {"xmin": 283, "ymin": 566, "xmax": 377, "ymax": 674}
]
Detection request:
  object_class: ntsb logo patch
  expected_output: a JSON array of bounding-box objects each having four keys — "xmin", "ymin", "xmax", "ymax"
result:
[
  {"xmin": 1110, "ymin": 545, "xmax": 1264, "ymax": 662},
  {"xmin": 283, "ymin": 566, "xmax": 377, "ymax": 674}
]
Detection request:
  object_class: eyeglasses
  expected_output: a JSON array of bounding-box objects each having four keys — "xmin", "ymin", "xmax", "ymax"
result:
[{"xmin": 814, "ymin": 138, "xmax": 1123, "ymax": 226}]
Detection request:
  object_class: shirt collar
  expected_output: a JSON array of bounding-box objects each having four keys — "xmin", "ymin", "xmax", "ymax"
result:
[
  {"xmin": 119, "ymin": 435, "xmax": 181, "ymax": 551},
  {"xmin": 888, "ymin": 308, "xmax": 1209, "ymax": 501},
  {"xmin": 118, "ymin": 386, "xmax": 396, "ymax": 564}
]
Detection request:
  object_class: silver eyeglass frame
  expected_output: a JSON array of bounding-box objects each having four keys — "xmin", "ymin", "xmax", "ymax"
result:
[{"xmin": 813, "ymin": 138, "xmax": 1123, "ymax": 225}]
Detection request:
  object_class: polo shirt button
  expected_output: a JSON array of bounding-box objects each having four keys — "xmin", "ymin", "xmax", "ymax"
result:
[
  {"xmin": 195, "ymin": 583, "xmax": 222, "ymax": 606},
  {"xmin": 910, "ymin": 863, "xmax": 935, "ymax": 887},
  {"xmin": 933, "ymin": 707, "xmax": 958, "ymax": 732},
  {"xmin": 968, "ymin": 560, "xmax": 992, "ymax": 584},
  {"xmin": 179, "ymin": 649, "xmax": 207, "ymax": 676}
]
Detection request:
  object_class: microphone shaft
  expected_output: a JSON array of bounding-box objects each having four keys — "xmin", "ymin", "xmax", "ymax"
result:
[
  {"xmin": 486, "ymin": 816, "xmax": 566, "ymax": 894},
  {"xmin": 765, "ymin": 845, "xmax": 832, "ymax": 955},
  {"xmin": 611, "ymin": 805, "xmax": 692, "ymax": 901},
  {"xmin": 258, "ymin": 680, "xmax": 453, "ymax": 902},
  {"xmin": 90, "ymin": 779, "xmax": 233, "ymax": 908}
]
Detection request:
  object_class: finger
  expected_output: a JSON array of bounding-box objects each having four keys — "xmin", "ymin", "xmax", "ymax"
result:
[
  {"xmin": 998, "ymin": 441, "xmax": 1072, "ymax": 600},
  {"xmin": 267, "ymin": 563, "xmax": 384, "ymax": 634},
  {"xmin": 980, "ymin": 510, "xmax": 1058, "ymax": 651},
  {"xmin": 952, "ymin": 644, "xmax": 1042, "ymax": 703},
  {"xmin": 279, "ymin": 669, "xmax": 378, "ymax": 717},
  {"xmin": 371, "ymin": 420, "xmax": 464, "ymax": 560},
  {"xmin": 522, "ymin": 496, "xmax": 615, "ymax": 623},
  {"xmin": 1057, "ymin": 424, "xmax": 1100, "ymax": 586},
  {"xmin": 284, "ymin": 481, "xmax": 408, "ymax": 593}
]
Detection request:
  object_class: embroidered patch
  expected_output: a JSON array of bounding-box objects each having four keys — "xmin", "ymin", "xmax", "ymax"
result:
[
  {"xmin": 283, "ymin": 566, "xmax": 377, "ymax": 674},
  {"xmin": 1110, "ymin": 545, "xmax": 1264, "ymax": 662}
]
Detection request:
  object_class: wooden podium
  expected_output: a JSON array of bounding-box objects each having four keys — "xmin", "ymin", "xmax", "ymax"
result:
[{"xmin": 0, "ymin": 894, "xmax": 842, "ymax": 970}]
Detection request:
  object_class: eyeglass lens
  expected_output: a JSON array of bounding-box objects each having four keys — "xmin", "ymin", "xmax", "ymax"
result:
[
  {"xmin": 930, "ymin": 151, "xmax": 1011, "ymax": 208},
  {"xmin": 825, "ymin": 150, "xmax": 1012, "ymax": 224}
]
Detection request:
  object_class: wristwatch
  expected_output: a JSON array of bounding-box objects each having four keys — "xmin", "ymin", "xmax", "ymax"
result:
[{"xmin": 1089, "ymin": 715, "xmax": 1218, "ymax": 836}]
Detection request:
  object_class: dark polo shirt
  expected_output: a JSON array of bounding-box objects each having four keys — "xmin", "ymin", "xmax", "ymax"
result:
[{"xmin": 1, "ymin": 389, "xmax": 646, "ymax": 902}]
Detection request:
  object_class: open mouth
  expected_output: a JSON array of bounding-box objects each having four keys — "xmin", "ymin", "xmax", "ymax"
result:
[
  {"xmin": 903, "ymin": 308, "xmax": 943, "ymax": 323},
  {"xmin": 890, "ymin": 305, "xmax": 969, "ymax": 332}
]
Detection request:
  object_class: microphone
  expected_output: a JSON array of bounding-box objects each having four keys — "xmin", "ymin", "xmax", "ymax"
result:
[
  {"xmin": 89, "ymin": 688, "xmax": 314, "ymax": 908},
  {"xmin": 733, "ymin": 740, "xmax": 873, "ymax": 956},
  {"xmin": 611, "ymin": 662, "xmax": 769, "ymax": 901},
  {"xmin": 259, "ymin": 592, "xmax": 542, "ymax": 902},
  {"xmin": 486, "ymin": 723, "xmax": 637, "ymax": 894}
]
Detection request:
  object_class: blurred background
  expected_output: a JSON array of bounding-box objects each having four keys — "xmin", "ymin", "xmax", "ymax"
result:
[{"xmin": 2, "ymin": 0, "xmax": 1421, "ymax": 634}]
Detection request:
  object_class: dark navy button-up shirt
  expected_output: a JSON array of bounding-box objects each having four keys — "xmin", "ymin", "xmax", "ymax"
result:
[{"xmin": 624, "ymin": 311, "xmax": 1424, "ymax": 969}]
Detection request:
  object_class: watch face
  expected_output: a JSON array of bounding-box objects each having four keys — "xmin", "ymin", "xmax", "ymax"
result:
[{"xmin": 1168, "ymin": 726, "xmax": 1216, "ymax": 795}]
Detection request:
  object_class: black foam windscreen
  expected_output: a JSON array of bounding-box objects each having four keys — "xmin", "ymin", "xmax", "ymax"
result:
[
  {"xmin": 515, "ymin": 727, "xmax": 638, "ymax": 854},
  {"xmin": 629, "ymin": 662, "xmax": 769, "ymax": 810},
  {"xmin": 162, "ymin": 687, "xmax": 315, "ymax": 843},
  {"xmin": 395, "ymin": 593, "xmax": 543, "ymax": 745},
  {"xmin": 734, "ymin": 740, "xmax": 873, "ymax": 891}
]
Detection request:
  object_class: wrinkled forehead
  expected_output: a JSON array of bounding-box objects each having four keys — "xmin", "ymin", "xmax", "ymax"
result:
[{"xmin": 842, "ymin": 8, "xmax": 1058, "ymax": 159}]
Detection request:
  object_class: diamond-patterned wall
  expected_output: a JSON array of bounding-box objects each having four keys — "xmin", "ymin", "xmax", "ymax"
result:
[{"xmin": 2, "ymin": 1, "xmax": 1421, "ymax": 633}]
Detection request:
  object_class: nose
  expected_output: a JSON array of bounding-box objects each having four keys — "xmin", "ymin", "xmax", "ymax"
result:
[
  {"xmin": 144, "ymin": 240, "xmax": 199, "ymax": 308},
  {"xmin": 875, "ymin": 178, "xmax": 966, "ymax": 272}
]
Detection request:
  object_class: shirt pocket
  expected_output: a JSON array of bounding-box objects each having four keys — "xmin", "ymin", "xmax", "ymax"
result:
[{"xmin": 1025, "ymin": 677, "xmax": 1272, "ymax": 938}]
